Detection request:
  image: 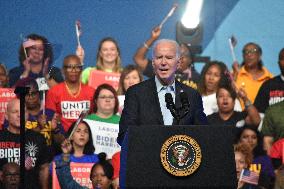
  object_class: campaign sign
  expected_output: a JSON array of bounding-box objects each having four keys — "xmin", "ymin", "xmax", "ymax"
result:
[
  {"xmin": 36, "ymin": 77, "xmax": 49, "ymax": 91},
  {"xmin": 84, "ymin": 119, "xmax": 120, "ymax": 158},
  {"xmin": 52, "ymin": 162, "xmax": 93, "ymax": 189},
  {"xmin": 0, "ymin": 88, "xmax": 16, "ymax": 127},
  {"xmin": 88, "ymin": 70, "xmax": 120, "ymax": 90}
]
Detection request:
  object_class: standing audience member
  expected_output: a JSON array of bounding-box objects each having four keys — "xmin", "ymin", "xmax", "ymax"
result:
[
  {"xmin": 117, "ymin": 65, "xmax": 143, "ymax": 95},
  {"xmin": 80, "ymin": 37, "xmax": 122, "ymax": 84},
  {"xmin": 46, "ymin": 55, "xmax": 94, "ymax": 132},
  {"xmin": 8, "ymin": 33, "xmax": 63, "ymax": 87},
  {"xmin": 234, "ymin": 42, "xmax": 273, "ymax": 107},
  {"xmin": 254, "ymin": 48, "xmax": 284, "ymax": 114},
  {"xmin": 55, "ymin": 139, "xmax": 114, "ymax": 189},
  {"xmin": 0, "ymin": 163, "xmax": 20, "ymax": 189},
  {"xmin": 269, "ymin": 138, "xmax": 284, "ymax": 171},
  {"xmin": 198, "ymin": 61, "xmax": 242, "ymax": 116},
  {"xmin": 207, "ymin": 84, "xmax": 260, "ymax": 128},
  {"xmin": 0, "ymin": 63, "xmax": 9, "ymax": 88},
  {"xmin": 262, "ymin": 100, "xmax": 284, "ymax": 154},
  {"xmin": 0, "ymin": 98, "xmax": 51, "ymax": 189},
  {"xmin": 134, "ymin": 26, "xmax": 201, "ymax": 89},
  {"xmin": 86, "ymin": 84, "xmax": 120, "ymax": 124}
]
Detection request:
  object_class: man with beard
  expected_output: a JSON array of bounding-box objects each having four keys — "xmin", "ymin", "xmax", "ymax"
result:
[{"xmin": 254, "ymin": 48, "xmax": 284, "ymax": 115}]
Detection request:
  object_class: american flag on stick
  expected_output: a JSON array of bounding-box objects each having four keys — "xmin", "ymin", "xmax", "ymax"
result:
[
  {"xmin": 75, "ymin": 20, "xmax": 82, "ymax": 46},
  {"xmin": 240, "ymin": 169, "xmax": 259, "ymax": 185}
]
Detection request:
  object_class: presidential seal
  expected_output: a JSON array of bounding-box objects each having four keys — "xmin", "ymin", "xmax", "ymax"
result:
[{"xmin": 160, "ymin": 135, "xmax": 202, "ymax": 176}]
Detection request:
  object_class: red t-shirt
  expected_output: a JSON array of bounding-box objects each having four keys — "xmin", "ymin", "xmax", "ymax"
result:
[
  {"xmin": 270, "ymin": 138, "xmax": 284, "ymax": 163},
  {"xmin": 46, "ymin": 82, "xmax": 94, "ymax": 131},
  {"xmin": 112, "ymin": 151, "xmax": 120, "ymax": 179}
]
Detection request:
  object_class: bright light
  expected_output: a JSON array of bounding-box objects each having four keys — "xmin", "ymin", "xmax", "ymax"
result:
[{"xmin": 181, "ymin": 0, "xmax": 203, "ymax": 29}]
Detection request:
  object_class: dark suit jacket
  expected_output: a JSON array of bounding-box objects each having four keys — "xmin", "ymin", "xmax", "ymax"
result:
[{"xmin": 117, "ymin": 77, "xmax": 207, "ymax": 145}]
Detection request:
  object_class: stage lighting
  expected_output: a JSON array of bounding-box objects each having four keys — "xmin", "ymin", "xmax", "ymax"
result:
[{"xmin": 176, "ymin": 0, "xmax": 204, "ymax": 54}]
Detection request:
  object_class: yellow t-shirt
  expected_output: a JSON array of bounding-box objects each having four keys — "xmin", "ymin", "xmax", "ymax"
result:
[{"xmin": 236, "ymin": 66, "xmax": 273, "ymax": 108}]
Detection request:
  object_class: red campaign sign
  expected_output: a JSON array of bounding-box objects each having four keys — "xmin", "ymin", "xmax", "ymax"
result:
[
  {"xmin": 0, "ymin": 88, "xmax": 16, "ymax": 128},
  {"xmin": 88, "ymin": 69, "xmax": 120, "ymax": 90},
  {"xmin": 52, "ymin": 162, "xmax": 93, "ymax": 189}
]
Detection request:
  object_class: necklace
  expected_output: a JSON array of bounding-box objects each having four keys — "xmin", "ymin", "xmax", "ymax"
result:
[{"xmin": 65, "ymin": 82, "xmax": 81, "ymax": 98}]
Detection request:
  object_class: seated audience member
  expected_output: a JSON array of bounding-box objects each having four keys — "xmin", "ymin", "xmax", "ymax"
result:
[
  {"xmin": 234, "ymin": 42, "xmax": 273, "ymax": 107},
  {"xmin": 0, "ymin": 162, "xmax": 20, "ymax": 189},
  {"xmin": 8, "ymin": 33, "xmax": 63, "ymax": 87},
  {"xmin": 46, "ymin": 55, "xmax": 94, "ymax": 132},
  {"xmin": 117, "ymin": 65, "xmax": 143, "ymax": 95},
  {"xmin": 85, "ymin": 84, "xmax": 120, "ymax": 124},
  {"xmin": 207, "ymin": 84, "xmax": 260, "ymax": 128},
  {"xmin": 254, "ymin": 48, "xmax": 284, "ymax": 115},
  {"xmin": 0, "ymin": 63, "xmax": 9, "ymax": 88},
  {"xmin": 237, "ymin": 125, "xmax": 275, "ymax": 187},
  {"xmin": 79, "ymin": 37, "xmax": 123, "ymax": 85},
  {"xmin": 55, "ymin": 139, "xmax": 114, "ymax": 189},
  {"xmin": 0, "ymin": 98, "xmax": 51, "ymax": 189},
  {"xmin": 198, "ymin": 61, "xmax": 242, "ymax": 116},
  {"xmin": 261, "ymin": 100, "xmax": 284, "ymax": 154},
  {"xmin": 134, "ymin": 26, "xmax": 201, "ymax": 89}
]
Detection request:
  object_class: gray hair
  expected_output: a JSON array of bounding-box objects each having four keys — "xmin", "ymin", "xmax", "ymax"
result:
[{"xmin": 152, "ymin": 39, "xmax": 180, "ymax": 58}]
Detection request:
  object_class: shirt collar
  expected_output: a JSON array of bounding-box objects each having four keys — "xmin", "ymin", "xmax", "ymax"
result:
[{"xmin": 155, "ymin": 76, "xmax": 175, "ymax": 93}]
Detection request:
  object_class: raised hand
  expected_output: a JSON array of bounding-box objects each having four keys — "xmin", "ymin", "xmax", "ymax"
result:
[
  {"xmin": 61, "ymin": 139, "xmax": 72, "ymax": 154},
  {"xmin": 151, "ymin": 26, "xmax": 161, "ymax": 40},
  {"xmin": 76, "ymin": 45, "xmax": 85, "ymax": 64}
]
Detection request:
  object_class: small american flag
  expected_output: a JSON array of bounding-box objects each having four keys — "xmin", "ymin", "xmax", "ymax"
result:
[
  {"xmin": 229, "ymin": 35, "xmax": 237, "ymax": 47},
  {"xmin": 75, "ymin": 20, "xmax": 82, "ymax": 37},
  {"xmin": 240, "ymin": 169, "xmax": 259, "ymax": 185},
  {"xmin": 25, "ymin": 155, "xmax": 33, "ymax": 170},
  {"xmin": 22, "ymin": 38, "xmax": 38, "ymax": 48}
]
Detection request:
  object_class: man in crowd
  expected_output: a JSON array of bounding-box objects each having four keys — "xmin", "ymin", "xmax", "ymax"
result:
[{"xmin": 0, "ymin": 98, "xmax": 51, "ymax": 189}]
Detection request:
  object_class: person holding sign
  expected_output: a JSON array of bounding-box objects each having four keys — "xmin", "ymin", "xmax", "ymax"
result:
[
  {"xmin": 80, "ymin": 37, "xmax": 123, "ymax": 85},
  {"xmin": 46, "ymin": 55, "xmax": 94, "ymax": 132},
  {"xmin": 8, "ymin": 34, "xmax": 63, "ymax": 88},
  {"xmin": 55, "ymin": 138, "xmax": 114, "ymax": 189}
]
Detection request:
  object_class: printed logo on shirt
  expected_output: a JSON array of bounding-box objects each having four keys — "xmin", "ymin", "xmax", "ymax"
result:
[
  {"xmin": 61, "ymin": 101, "xmax": 90, "ymax": 119},
  {"xmin": 25, "ymin": 141, "xmax": 39, "ymax": 167},
  {"xmin": 269, "ymin": 90, "xmax": 284, "ymax": 105},
  {"xmin": 0, "ymin": 142, "xmax": 20, "ymax": 163}
]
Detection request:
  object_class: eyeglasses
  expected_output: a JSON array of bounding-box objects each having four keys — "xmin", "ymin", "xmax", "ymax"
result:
[
  {"xmin": 243, "ymin": 48, "xmax": 258, "ymax": 55},
  {"xmin": 4, "ymin": 173, "xmax": 20, "ymax": 178},
  {"xmin": 98, "ymin": 96, "xmax": 115, "ymax": 100},
  {"xmin": 26, "ymin": 91, "xmax": 39, "ymax": 98},
  {"xmin": 64, "ymin": 65, "xmax": 83, "ymax": 72}
]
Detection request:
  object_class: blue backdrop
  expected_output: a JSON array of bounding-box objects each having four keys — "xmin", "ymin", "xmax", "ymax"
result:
[{"xmin": 0, "ymin": 0, "xmax": 283, "ymax": 75}]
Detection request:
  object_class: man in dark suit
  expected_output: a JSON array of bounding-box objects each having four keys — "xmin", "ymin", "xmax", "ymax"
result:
[{"xmin": 118, "ymin": 39, "xmax": 207, "ymax": 145}]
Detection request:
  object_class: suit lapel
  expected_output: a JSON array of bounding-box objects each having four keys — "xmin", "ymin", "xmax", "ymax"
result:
[{"xmin": 149, "ymin": 78, "xmax": 164, "ymax": 124}]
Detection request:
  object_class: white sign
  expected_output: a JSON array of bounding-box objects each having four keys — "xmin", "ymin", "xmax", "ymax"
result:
[
  {"xmin": 84, "ymin": 119, "xmax": 120, "ymax": 158},
  {"xmin": 36, "ymin": 77, "xmax": 49, "ymax": 91}
]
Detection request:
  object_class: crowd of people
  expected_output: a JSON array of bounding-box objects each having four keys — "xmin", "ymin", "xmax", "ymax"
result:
[{"xmin": 0, "ymin": 26, "xmax": 283, "ymax": 189}]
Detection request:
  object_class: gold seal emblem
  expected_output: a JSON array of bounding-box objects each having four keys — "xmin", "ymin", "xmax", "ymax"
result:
[{"xmin": 160, "ymin": 135, "xmax": 202, "ymax": 176}]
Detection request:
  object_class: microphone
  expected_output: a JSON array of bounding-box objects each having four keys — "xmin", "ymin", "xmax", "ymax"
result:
[
  {"xmin": 165, "ymin": 93, "xmax": 178, "ymax": 119},
  {"xmin": 180, "ymin": 91, "xmax": 190, "ymax": 119}
]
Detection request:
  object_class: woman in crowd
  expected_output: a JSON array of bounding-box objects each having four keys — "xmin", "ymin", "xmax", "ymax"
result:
[
  {"xmin": 237, "ymin": 125, "xmax": 275, "ymax": 188},
  {"xmin": 53, "ymin": 120, "xmax": 98, "ymax": 164},
  {"xmin": 8, "ymin": 33, "xmax": 63, "ymax": 87},
  {"xmin": 0, "ymin": 63, "xmax": 9, "ymax": 88},
  {"xmin": 55, "ymin": 138, "xmax": 114, "ymax": 189},
  {"xmin": 198, "ymin": 61, "xmax": 242, "ymax": 116},
  {"xmin": 85, "ymin": 84, "xmax": 120, "ymax": 124},
  {"xmin": 234, "ymin": 143, "xmax": 260, "ymax": 189},
  {"xmin": 117, "ymin": 65, "xmax": 143, "ymax": 95},
  {"xmin": 80, "ymin": 37, "xmax": 123, "ymax": 84},
  {"xmin": 234, "ymin": 42, "xmax": 273, "ymax": 106}
]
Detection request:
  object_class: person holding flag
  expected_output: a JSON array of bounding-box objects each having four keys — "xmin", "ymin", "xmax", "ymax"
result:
[{"xmin": 8, "ymin": 34, "xmax": 64, "ymax": 87}]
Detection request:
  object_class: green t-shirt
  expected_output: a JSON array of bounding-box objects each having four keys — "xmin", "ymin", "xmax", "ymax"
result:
[
  {"xmin": 262, "ymin": 100, "xmax": 284, "ymax": 141},
  {"xmin": 85, "ymin": 114, "xmax": 120, "ymax": 124}
]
